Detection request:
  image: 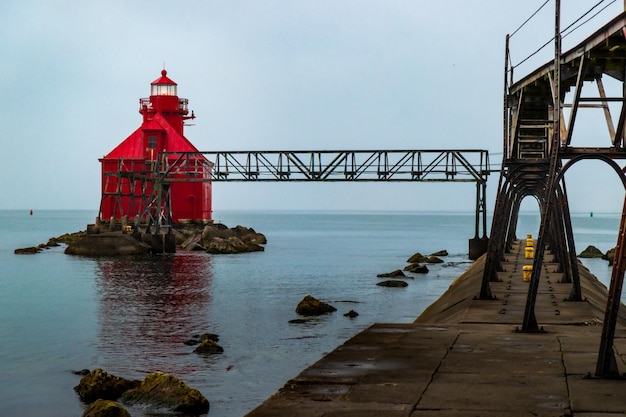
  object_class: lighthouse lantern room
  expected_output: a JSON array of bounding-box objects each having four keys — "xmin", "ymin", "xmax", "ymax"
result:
[{"xmin": 99, "ymin": 70, "xmax": 212, "ymax": 225}]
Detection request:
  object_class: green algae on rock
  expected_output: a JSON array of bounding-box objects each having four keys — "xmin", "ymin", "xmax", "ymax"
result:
[{"xmin": 120, "ymin": 372, "xmax": 209, "ymax": 414}]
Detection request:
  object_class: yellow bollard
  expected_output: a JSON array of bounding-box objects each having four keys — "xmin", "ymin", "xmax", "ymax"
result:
[
  {"xmin": 526, "ymin": 238, "xmax": 534, "ymax": 247},
  {"xmin": 523, "ymin": 265, "xmax": 532, "ymax": 282},
  {"xmin": 525, "ymin": 246, "xmax": 534, "ymax": 259},
  {"xmin": 527, "ymin": 234, "xmax": 532, "ymax": 240}
]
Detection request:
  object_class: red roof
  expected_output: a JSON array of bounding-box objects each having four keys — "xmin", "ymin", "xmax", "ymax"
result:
[
  {"xmin": 103, "ymin": 112, "xmax": 200, "ymax": 160},
  {"xmin": 151, "ymin": 69, "xmax": 177, "ymax": 85}
]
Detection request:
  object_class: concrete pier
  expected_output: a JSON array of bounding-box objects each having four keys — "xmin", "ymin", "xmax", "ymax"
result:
[{"xmin": 245, "ymin": 240, "xmax": 626, "ymax": 416}]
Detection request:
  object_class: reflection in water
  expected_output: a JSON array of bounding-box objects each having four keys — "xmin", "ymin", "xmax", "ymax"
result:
[{"xmin": 94, "ymin": 252, "xmax": 214, "ymax": 378}]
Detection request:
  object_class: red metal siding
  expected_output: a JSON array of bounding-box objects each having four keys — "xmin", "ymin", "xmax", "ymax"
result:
[{"xmin": 99, "ymin": 71, "xmax": 212, "ymax": 223}]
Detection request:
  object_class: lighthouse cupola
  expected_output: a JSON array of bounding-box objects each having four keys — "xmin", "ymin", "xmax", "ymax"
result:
[
  {"xmin": 151, "ymin": 69, "xmax": 177, "ymax": 96},
  {"xmin": 140, "ymin": 69, "xmax": 193, "ymax": 135}
]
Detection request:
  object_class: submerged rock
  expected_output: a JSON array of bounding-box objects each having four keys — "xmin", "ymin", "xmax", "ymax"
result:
[
  {"xmin": 74, "ymin": 368, "xmax": 140, "ymax": 403},
  {"xmin": 404, "ymin": 263, "xmax": 429, "ymax": 274},
  {"xmin": 14, "ymin": 246, "xmax": 41, "ymax": 254},
  {"xmin": 296, "ymin": 295, "xmax": 337, "ymax": 316},
  {"xmin": 427, "ymin": 256, "xmax": 444, "ymax": 264},
  {"xmin": 344, "ymin": 310, "xmax": 359, "ymax": 318},
  {"xmin": 120, "ymin": 372, "xmax": 209, "ymax": 414},
  {"xmin": 82, "ymin": 399, "xmax": 131, "ymax": 417},
  {"xmin": 377, "ymin": 280, "xmax": 409, "ymax": 288},
  {"xmin": 377, "ymin": 269, "xmax": 408, "ymax": 278},
  {"xmin": 288, "ymin": 318, "xmax": 311, "ymax": 324},
  {"xmin": 184, "ymin": 333, "xmax": 219, "ymax": 346},
  {"xmin": 193, "ymin": 338, "xmax": 224, "ymax": 354},
  {"xmin": 430, "ymin": 249, "xmax": 448, "ymax": 257}
]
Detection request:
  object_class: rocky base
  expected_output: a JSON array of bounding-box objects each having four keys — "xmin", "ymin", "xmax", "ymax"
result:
[
  {"xmin": 65, "ymin": 233, "xmax": 152, "ymax": 256},
  {"xmin": 15, "ymin": 221, "xmax": 266, "ymax": 256},
  {"xmin": 178, "ymin": 223, "xmax": 266, "ymax": 254}
]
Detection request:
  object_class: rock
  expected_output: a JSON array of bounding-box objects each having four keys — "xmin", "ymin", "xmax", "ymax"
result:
[
  {"xmin": 376, "ymin": 269, "xmax": 407, "ymax": 278},
  {"xmin": 65, "ymin": 233, "xmax": 152, "ymax": 256},
  {"xmin": 232, "ymin": 225, "xmax": 267, "ymax": 244},
  {"xmin": 430, "ymin": 249, "xmax": 448, "ymax": 256},
  {"xmin": 74, "ymin": 368, "xmax": 140, "ymax": 403},
  {"xmin": 376, "ymin": 280, "xmax": 409, "ymax": 287},
  {"xmin": 404, "ymin": 263, "xmax": 429, "ymax": 274},
  {"xmin": 427, "ymin": 256, "xmax": 444, "ymax": 264},
  {"xmin": 82, "ymin": 399, "xmax": 131, "ymax": 417},
  {"xmin": 20, "ymin": 221, "xmax": 266, "ymax": 256},
  {"xmin": 289, "ymin": 318, "xmax": 310, "ymax": 324},
  {"xmin": 407, "ymin": 252, "xmax": 428, "ymax": 263},
  {"xmin": 56, "ymin": 231, "xmax": 87, "ymax": 244},
  {"xmin": 14, "ymin": 246, "xmax": 40, "ymax": 254},
  {"xmin": 120, "ymin": 372, "xmax": 210, "ymax": 415},
  {"xmin": 180, "ymin": 234, "xmax": 205, "ymax": 251},
  {"xmin": 184, "ymin": 333, "xmax": 219, "ymax": 346},
  {"xmin": 193, "ymin": 338, "xmax": 224, "ymax": 354},
  {"xmin": 72, "ymin": 369, "xmax": 91, "ymax": 376},
  {"xmin": 579, "ymin": 245, "xmax": 604, "ymax": 258},
  {"xmin": 204, "ymin": 236, "xmax": 264, "ymax": 254},
  {"xmin": 604, "ymin": 247, "xmax": 616, "ymax": 266},
  {"xmin": 46, "ymin": 238, "xmax": 61, "ymax": 247},
  {"xmin": 344, "ymin": 310, "xmax": 359, "ymax": 318},
  {"xmin": 196, "ymin": 223, "xmax": 266, "ymax": 254},
  {"xmin": 296, "ymin": 295, "xmax": 337, "ymax": 316}
]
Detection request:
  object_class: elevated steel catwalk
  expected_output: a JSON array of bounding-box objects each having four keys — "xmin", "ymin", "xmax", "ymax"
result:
[
  {"xmin": 482, "ymin": 10, "xmax": 626, "ymax": 378},
  {"xmin": 158, "ymin": 149, "xmax": 489, "ymax": 182},
  {"xmin": 116, "ymin": 149, "xmax": 492, "ymax": 257}
]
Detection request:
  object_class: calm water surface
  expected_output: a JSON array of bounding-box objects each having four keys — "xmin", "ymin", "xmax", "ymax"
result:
[{"xmin": 0, "ymin": 210, "xmax": 619, "ymax": 416}]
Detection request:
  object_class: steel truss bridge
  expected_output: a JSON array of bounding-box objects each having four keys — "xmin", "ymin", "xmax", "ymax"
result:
[
  {"xmin": 479, "ymin": 9, "xmax": 626, "ymax": 379},
  {"xmin": 104, "ymin": 149, "xmax": 492, "ymax": 257}
]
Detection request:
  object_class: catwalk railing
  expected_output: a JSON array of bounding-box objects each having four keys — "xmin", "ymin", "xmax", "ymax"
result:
[
  {"xmin": 155, "ymin": 149, "xmax": 491, "ymax": 183},
  {"xmin": 130, "ymin": 149, "xmax": 493, "ymax": 256}
]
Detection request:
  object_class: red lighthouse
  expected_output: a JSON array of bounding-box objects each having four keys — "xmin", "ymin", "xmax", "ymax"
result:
[{"xmin": 99, "ymin": 70, "xmax": 212, "ymax": 225}]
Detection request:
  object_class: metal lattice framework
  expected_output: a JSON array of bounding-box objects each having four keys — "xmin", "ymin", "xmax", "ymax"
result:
[
  {"xmin": 128, "ymin": 149, "xmax": 492, "ymax": 250},
  {"xmin": 156, "ymin": 149, "xmax": 490, "ymax": 183},
  {"xmin": 481, "ymin": 9, "xmax": 626, "ymax": 378}
]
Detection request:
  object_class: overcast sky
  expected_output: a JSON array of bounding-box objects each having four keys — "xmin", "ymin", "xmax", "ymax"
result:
[{"xmin": 1, "ymin": 1, "xmax": 625, "ymax": 214}]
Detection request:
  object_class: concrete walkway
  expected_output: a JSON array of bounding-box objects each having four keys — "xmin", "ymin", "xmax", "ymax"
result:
[{"xmin": 245, "ymin": 241, "xmax": 626, "ymax": 417}]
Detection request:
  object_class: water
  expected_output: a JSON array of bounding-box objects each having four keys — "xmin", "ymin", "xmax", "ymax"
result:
[{"xmin": 0, "ymin": 209, "xmax": 619, "ymax": 416}]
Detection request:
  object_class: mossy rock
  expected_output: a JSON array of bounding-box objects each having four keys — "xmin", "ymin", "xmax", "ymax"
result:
[
  {"xmin": 82, "ymin": 399, "xmax": 131, "ymax": 417},
  {"xmin": 121, "ymin": 372, "xmax": 209, "ymax": 414},
  {"xmin": 74, "ymin": 368, "xmax": 140, "ymax": 403}
]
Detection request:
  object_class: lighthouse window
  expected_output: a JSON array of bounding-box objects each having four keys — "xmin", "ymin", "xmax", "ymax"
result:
[
  {"xmin": 151, "ymin": 84, "xmax": 177, "ymax": 96},
  {"xmin": 147, "ymin": 135, "xmax": 157, "ymax": 149}
]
